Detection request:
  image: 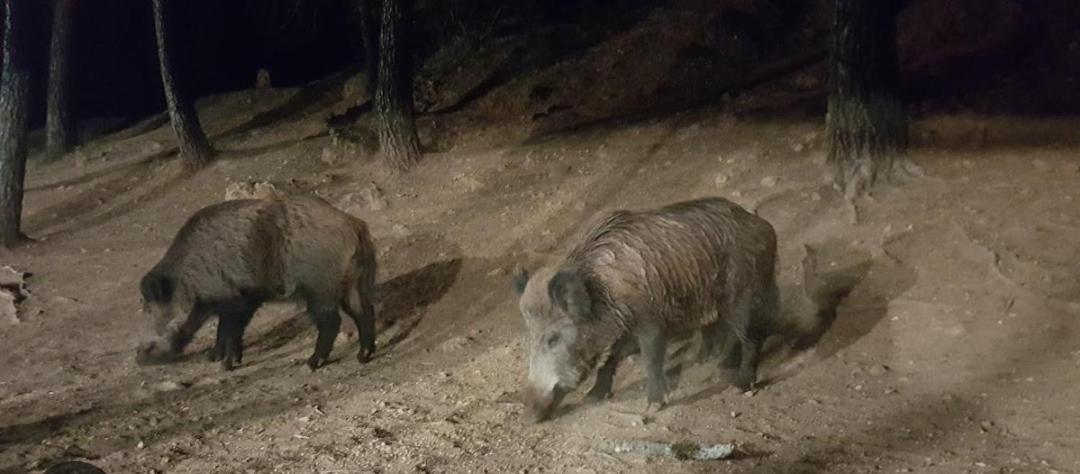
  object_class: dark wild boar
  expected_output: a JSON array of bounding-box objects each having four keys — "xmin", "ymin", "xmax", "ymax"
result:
[
  {"xmin": 513, "ymin": 197, "xmax": 779, "ymax": 422},
  {"xmin": 136, "ymin": 195, "xmax": 377, "ymax": 371}
]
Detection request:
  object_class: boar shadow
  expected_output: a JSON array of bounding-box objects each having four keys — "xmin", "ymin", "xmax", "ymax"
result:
[
  {"xmin": 374, "ymin": 258, "xmax": 464, "ymax": 350},
  {"xmin": 248, "ymin": 258, "xmax": 463, "ymax": 358}
]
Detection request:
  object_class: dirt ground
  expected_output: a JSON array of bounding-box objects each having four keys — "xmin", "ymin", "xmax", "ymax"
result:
[
  {"xmin": 1, "ymin": 80, "xmax": 1079, "ymax": 473},
  {"xmin": 3, "ymin": 2, "xmax": 1080, "ymax": 468}
]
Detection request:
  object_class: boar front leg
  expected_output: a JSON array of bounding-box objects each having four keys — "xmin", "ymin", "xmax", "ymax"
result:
[
  {"xmin": 635, "ymin": 322, "xmax": 669, "ymax": 411},
  {"xmin": 585, "ymin": 335, "xmax": 637, "ymax": 403}
]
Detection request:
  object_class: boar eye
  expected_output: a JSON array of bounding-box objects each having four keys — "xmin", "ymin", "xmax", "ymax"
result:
[{"xmin": 546, "ymin": 333, "xmax": 561, "ymax": 347}]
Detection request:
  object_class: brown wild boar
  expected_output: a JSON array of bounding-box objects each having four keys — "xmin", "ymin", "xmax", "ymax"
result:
[
  {"xmin": 136, "ymin": 195, "xmax": 377, "ymax": 371},
  {"xmin": 513, "ymin": 197, "xmax": 778, "ymax": 421}
]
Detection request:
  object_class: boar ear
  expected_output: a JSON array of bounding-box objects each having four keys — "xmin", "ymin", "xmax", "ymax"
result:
[
  {"xmin": 548, "ymin": 269, "xmax": 592, "ymax": 322},
  {"xmin": 512, "ymin": 268, "xmax": 530, "ymax": 295},
  {"xmin": 140, "ymin": 273, "xmax": 174, "ymax": 303}
]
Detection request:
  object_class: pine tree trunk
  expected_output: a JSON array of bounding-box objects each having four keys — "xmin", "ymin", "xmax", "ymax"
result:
[
  {"xmin": 0, "ymin": 0, "xmax": 32, "ymax": 247},
  {"xmin": 45, "ymin": 0, "xmax": 76, "ymax": 162},
  {"xmin": 826, "ymin": 0, "xmax": 908, "ymax": 199},
  {"xmin": 374, "ymin": 0, "xmax": 421, "ymax": 172},
  {"xmin": 358, "ymin": 0, "xmax": 380, "ymax": 85},
  {"xmin": 152, "ymin": 0, "xmax": 213, "ymax": 170}
]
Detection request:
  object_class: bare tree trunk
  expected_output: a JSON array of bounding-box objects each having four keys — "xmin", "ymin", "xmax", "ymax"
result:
[
  {"xmin": 0, "ymin": 0, "xmax": 32, "ymax": 248},
  {"xmin": 45, "ymin": 0, "xmax": 76, "ymax": 162},
  {"xmin": 152, "ymin": 0, "xmax": 213, "ymax": 170},
  {"xmin": 374, "ymin": 0, "xmax": 421, "ymax": 172},
  {"xmin": 826, "ymin": 0, "xmax": 908, "ymax": 199},
  {"xmin": 358, "ymin": 0, "xmax": 380, "ymax": 84}
]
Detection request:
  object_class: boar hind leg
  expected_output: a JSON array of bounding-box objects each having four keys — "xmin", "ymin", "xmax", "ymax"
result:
[
  {"xmin": 585, "ymin": 335, "xmax": 636, "ymax": 403},
  {"xmin": 718, "ymin": 325, "xmax": 742, "ymax": 369},
  {"xmin": 728, "ymin": 288, "xmax": 769, "ymax": 391},
  {"xmin": 635, "ymin": 322, "xmax": 669, "ymax": 410},
  {"xmin": 343, "ymin": 288, "xmax": 376, "ymax": 364},
  {"xmin": 307, "ymin": 299, "xmax": 342, "ymax": 371}
]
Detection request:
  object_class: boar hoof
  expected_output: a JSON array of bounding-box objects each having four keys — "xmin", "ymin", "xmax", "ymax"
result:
[
  {"xmin": 307, "ymin": 355, "xmax": 328, "ymax": 371},
  {"xmin": 584, "ymin": 387, "xmax": 612, "ymax": 403},
  {"xmin": 731, "ymin": 371, "xmax": 756, "ymax": 392},
  {"xmin": 645, "ymin": 399, "xmax": 667, "ymax": 414},
  {"xmin": 357, "ymin": 350, "xmax": 373, "ymax": 364},
  {"xmin": 206, "ymin": 346, "xmax": 224, "ymax": 362}
]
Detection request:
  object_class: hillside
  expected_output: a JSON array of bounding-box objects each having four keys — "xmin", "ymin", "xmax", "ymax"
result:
[{"xmin": 3, "ymin": 1, "xmax": 1080, "ymax": 472}]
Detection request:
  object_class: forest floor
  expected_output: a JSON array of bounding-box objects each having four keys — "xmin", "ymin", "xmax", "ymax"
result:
[
  {"xmin": 1, "ymin": 81, "xmax": 1079, "ymax": 473},
  {"xmin": 3, "ymin": 3, "xmax": 1080, "ymax": 468}
]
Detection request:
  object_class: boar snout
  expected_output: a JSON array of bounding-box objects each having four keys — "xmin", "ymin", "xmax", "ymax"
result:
[{"xmin": 523, "ymin": 384, "xmax": 568, "ymax": 423}]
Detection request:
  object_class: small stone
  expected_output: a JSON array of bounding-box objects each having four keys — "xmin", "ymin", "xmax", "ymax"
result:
[
  {"xmin": 255, "ymin": 68, "xmax": 272, "ymax": 89},
  {"xmin": 156, "ymin": 381, "xmax": 185, "ymax": 392},
  {"xmin": 224, "ymin": 181, "xmax": 279, "ymax": 201},
  {"xmin": 391, "ymin": 224, "xmax": 411, "ymax": 238},
  {"xmin": 792, "ymin": 142, "xmax": 805, "ymax": 153},
  {"xmin": 760, "ymin": 176, "xmax": 779, "ymax": 188},
  {"xmin": 867, "ymin": 365, "xmax": 890, "ymax": 376},
  {"xmin": 137, "ymin": 440, "xmax": 146, "ymax": 450},
  {"xmin": 714, "ymin": 173, "xmax": 730, "ymax": 188},
  {"xmin": 731, "ymin": 190, "xmax": 742, "ymax": 198},
  {"xmin": 810, "ymin": 191, "xmax": 822, "ymax": 201},
  {"xmin": 320, "ymin": 147, "xmax": 337, "ymax": 166}
]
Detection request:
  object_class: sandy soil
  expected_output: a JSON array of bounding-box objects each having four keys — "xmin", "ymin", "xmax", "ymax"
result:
[
  {"xmin": 1, "ymin": 81, "xmax": 1079, "ymax": 473},
  {"xmin": 3, "ymin": 1, "xmax": 1080, "ymax": 470}
]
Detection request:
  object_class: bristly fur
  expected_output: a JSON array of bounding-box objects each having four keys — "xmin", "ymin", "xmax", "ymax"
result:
[
  {"xmin": 137, "ymin": 195, "xmax": 377, "ymax": 370},
  {"xmin": 562, "ymin": 197, "xmax": 778, "ymax": 344}
]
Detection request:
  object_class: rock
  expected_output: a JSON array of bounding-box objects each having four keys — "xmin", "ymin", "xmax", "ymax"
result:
[
  {"xmin": 156, "ymin": 381, "xmax": 186, "ymax": 392},
  {"xmin": 342, "ymin": 74, "xmax": 370, "ymax": 103},
  {"xmin": 810, "ymin": 191, "xmax": 822, "ymax": 201},
  {"xmin": 453, "ymin": 173, "xmax": 484, "ymax": 192},
  {"xmin": 360, "ymin": 182, "xmax": 389, "ymax": 210},
  {"xmin": 255, "ymin": 68, "xmax": 272, "ymax": 90},
  {"xmin": 320, "ymin": 147, "xmax": 338, "ymax": 166},
  {"xmin": 791, "ymin": 142, "xmax": 805, "ymax": 153},
  {"xmin": 438, "ymin": 335, "xmax": 475, "ymax": 352},
  {"xmin": 337, "ymin": 182, "xmax": 388, "ymax": 215},
  {"xmin": 760, "ymin": 176, "xmax": 779, "ymax": 188},
  {"xmin": 391, "ymin": 224, "xmax": 411, "ymax": 238},
  {"xmin": 224, "ymin": 181, "xmax": 280, "ymax": 201},
  {"xmin": 0, "ymin": 266, "xmax": 29, "ymax": 323},
  {"xmin": 868, "ymin": 365, "xmax": 890, "ymax": 376},
  {"xmin": 0, "ymin": 291, "xmax": 17, "ymax": 323},
  {"xmin": 714, "ymin": 173, "xmax": 730, "ymax": 188}
]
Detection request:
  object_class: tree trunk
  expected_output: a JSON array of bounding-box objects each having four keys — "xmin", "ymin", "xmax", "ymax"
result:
[
  {"xmin": 45, "ymin": 0, "xmax": 76, "ymax": 162},
  {"xmin": 0, "ymin": 0, "xmax": 33, "ymax": 247},
  {"xmin": 358, "ymin": 0, "xmax": 380, "ymax": 85},
  {"xmin": 152, "ymin": 0, "xmax": 213, "ymax": 170},
  {"xmin": 826, "ymin": 0, "xmax": 908, "ymax": 199},
  {"xmin": 374, "ymin": 0, "xmax": 421, "ymax": 172}
]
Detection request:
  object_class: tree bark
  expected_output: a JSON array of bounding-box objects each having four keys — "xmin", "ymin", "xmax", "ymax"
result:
[
  {"xmin": 374, "ymin": 0, "xmax": 421, "ymax": 172},
  {"xmin": 0, "ymin": 0, "xmax": 33, "ymax": 247},
  {"xmin": 826, "ymin": 0, "xmax": 908, "ymax": 199},
  {"xmin": 358, "ymin": 0, "xmax": 380, "ymax": 85},
  {"xmin": 152, "ymin": 0, "xmax": 213, "ymax": 170},
  {"xmin": 45, "ymin": 0, "xmax": 76, "ymax": 162}
]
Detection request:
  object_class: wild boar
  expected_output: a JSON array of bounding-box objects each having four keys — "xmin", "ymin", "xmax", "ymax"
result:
[
  {"xmin": 135, "ymin": 195, "xmax": 377, "ymax": 371},
  {"xmin": 513, "ymin": 197, "xmax": 778, "ymax": 421}
]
